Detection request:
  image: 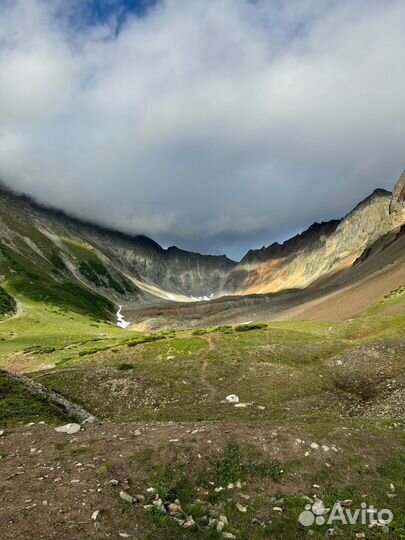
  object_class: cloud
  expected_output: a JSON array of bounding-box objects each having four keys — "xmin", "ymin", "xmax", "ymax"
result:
[{"xmin": 0, "ymin": 0, "xmax": 404, "ymax": 259}]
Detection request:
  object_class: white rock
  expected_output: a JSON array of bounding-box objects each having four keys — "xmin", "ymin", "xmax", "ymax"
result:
[
  {"xmin": 91, "ymin": 510, "xmax": 100, "ymax": 521},
  {"xmin": 225, "ymin": 394, "xmax": 239, "ymax": 403},
  {"xmin": 234, "ymin": 403, "xmax": 250, "ymax": 408},
  {"xmin": 219, "ymin": 515, "xmax": 229, "ymax": 525},
  {"xmin": 322, "ymin": 445, "xmax": 330, "ymax": 452},
  {"xmin": 273, "ymin": 507, "xmax": 283, "ymax": 512},
  {"xmin": 109, "ymin": 479, "xmax": 119, "ymax": 486},
  {"xmin": 222, "ymin": 533, "xmax": 236, "ymax": 539},
  {"xmin": 153, "ymin": 498, "xmax": 166, "ymax": 512},
  {"xmin": 0, "ymin": 430, "xmax": 5, "ymax": 436},
  {"xmin": 119, "ymin": 491, "xmax": 137, "ymax": 504},
  {"xmin": 257, "ymin": 405, "xmax": 266, "ymax": 410},
  {"xmin": 55, "ymin": 423, "xmax": 81, "ymax": 435},
  {"xmin": 310, "ymin": 442, "xmax": 319, "ymax": 450},
  {"xmin": 168, "ymin": 503, "xmax": 181, "ymax": 515},
  {"xmin": 183, "ymin": 516, "xmax": 196, "ymax": 529},
  {"xmin": 236, "ymin": 502, "xmax": 247, "ymax": 513}
]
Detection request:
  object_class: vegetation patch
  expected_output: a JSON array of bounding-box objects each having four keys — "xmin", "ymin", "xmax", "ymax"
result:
[
  {"xmin": 0, "ymin": 285, "xmax": 16, "ymax": 317},
  {"xmin": 7, "ymin": 272, "xmax": 114, "ymax": 320},
  {"xmin": 0, "ymin": 370, "xmax": 69, "ymax": 427},
  {"xmin": 234, "ymin": 323, "xmax": 267, "ymax": 332},
  {"xmin": 127, "ymin": 335, "xmax": 165, "ymax": 347}
]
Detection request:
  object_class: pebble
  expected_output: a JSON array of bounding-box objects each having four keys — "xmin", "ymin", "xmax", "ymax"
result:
[
  {"xmin": 55, "ymin": 423, "xmax": 81, "ymax": 435},
  {"xmin": 236, "ymin": 502, "xmax": 247, "ymax": 513},
  {"xmin": 91, "ymin": 510, "xmax": 100, "ymax": 521},
  {"xmin": 182, "ymin": 516, "xmax": 196, "ymax": 529},
  {"xmin": 310, "ymin": 442, "xmax": 319, "ymax": 450},
  {"xmin": 168, "ymin": 503, "xmax": 181, "ymax": 515},
  {"xmin": 119, "ymin": 491, "xmax": 137, "ymax": 504},
  {"xmin": 109, "ymin": 479, "xmax": 119, "ymax": 486}
]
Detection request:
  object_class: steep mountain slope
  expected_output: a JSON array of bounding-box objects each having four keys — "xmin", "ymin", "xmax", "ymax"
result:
[
  {"xmin": 0, "ymin": 184, "xmax": 235, "ymax": 318},
  {"xmin": 224, "ymin": 174, "xmax": 405, "ymax": 295}
]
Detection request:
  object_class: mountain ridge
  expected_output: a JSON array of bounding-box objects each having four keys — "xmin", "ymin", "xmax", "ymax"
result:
[{"xmin": 0, "ymin": 171, "xmax": 404, "ymax": 320}]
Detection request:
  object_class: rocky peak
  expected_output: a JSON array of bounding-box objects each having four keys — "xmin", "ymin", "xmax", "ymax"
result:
[{"xmin": 389, "ymin": 170, "xmax": 405, "ymax": 215}]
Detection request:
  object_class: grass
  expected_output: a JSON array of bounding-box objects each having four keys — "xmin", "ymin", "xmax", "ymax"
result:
[
  {"xmin": 0, "ymin": 292, "xmax": 403, "ymax": 538},
  {"xmin": 0, "ymin": 369, "xmax": 70, "ymax": 427},
  {"xmin": 1, "ymin": 300, "xmax": 401, "ymax": 424},
  {"xmin": 124, "ymin": 427, "xmax": 405, "ymax": 540}
]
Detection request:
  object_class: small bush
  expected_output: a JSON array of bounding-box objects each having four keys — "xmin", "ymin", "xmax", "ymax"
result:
[
  {"xmin": 117, "ymin": 362, "xmax": 134, "ymax": 371},
  {"xmin": 234, "ymin": 323, "xmax": 267, "ymax": 332},
  {"xmin": 127, "ymin": 335, "xmax": 164, "ymax": 347},
  {"xmin": 192, "ymin": 328, "xmax": 207, "ymax": 336}
]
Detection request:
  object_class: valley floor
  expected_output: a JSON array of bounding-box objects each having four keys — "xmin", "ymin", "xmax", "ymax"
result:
[{"xmin": 0, "ymin": 291, "xmax": 404, "ymax": 539}]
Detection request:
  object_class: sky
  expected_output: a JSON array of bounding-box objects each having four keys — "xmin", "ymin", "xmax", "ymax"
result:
[{"xmin": 0, "ymin": 0, "xmax": 404, "ymax": 260}]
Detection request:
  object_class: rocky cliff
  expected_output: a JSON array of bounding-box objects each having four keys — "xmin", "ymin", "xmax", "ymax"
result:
[{"xmin": 223, "ymin": 173, "xmax": 405, "ymax": 295}]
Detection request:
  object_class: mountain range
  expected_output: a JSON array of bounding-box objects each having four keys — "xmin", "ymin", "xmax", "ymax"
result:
[{"xmin": 0, "ymin": 171, "xmax": 404, "ymax": 324}]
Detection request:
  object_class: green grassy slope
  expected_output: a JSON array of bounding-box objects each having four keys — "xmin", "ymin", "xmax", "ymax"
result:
[{"xmin": 0, "ymin": 370, "xmax": 70, "ymax": 427}]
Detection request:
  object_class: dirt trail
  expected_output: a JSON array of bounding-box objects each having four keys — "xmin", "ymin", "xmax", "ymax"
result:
[
  {"xmin": 199, "ymin": 334, "xmax": 220, "ymax": 401},
  {"xmin": 206, "ymin": 334, "xmax": 218, "ymax": 351}
]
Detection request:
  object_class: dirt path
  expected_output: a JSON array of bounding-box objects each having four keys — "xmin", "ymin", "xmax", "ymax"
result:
[
  {"xmin": 206, "ymin": 334, "xmax": 218, "ymax": 352},
  {"xmin": 199, "ymin": 334, "xmax": 219, "ymax": 401}
]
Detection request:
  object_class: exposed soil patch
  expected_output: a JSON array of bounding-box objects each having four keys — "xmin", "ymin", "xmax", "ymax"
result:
[{"xmin": 1, "ymin": 420, "xmax": 403, "ymax": 540}]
